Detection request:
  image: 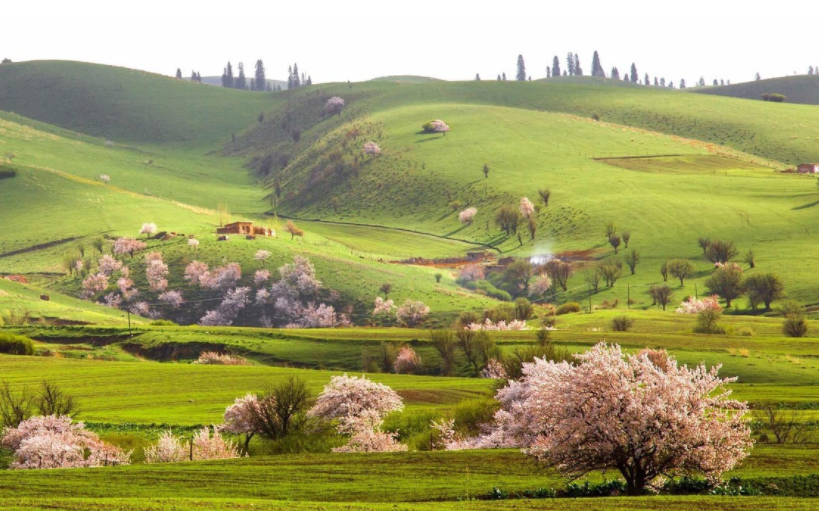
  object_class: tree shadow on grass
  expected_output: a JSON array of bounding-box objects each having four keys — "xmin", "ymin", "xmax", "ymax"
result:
[
  {"xmin": 792, "ymin": 200, "xmax": 819, "ymax": 211},
  {"xmin": 414, "ymin": 131, "xmax": 445, "ymax": 143}
]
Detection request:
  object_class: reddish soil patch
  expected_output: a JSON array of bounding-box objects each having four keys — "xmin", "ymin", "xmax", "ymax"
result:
[{"xmin": 3, "ymin": 274, "xmax": 29, "ymax": 284}]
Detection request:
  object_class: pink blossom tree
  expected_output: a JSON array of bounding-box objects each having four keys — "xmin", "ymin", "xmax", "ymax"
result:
[
  {"xmin": 309, "ymin": 375, "xmax": 406, "ymax": 453},
  {"xmin": 1, "ymin": 415, "xmax": 130, "ymax": 469},
  {"xmin": 113, "ymin": 238, "xmax": 147, "ymax": 258},
  {"xmin": 457, "ymin": 264, "xmax": 485, "ymax": 283},
  {"xmin": 184, "ymin": 261, "xmax": 209, "ymax": 286},
  {"xmin": 188, "ymin": 238, "xmax": 199, "ymax": 251},
  {"xmin": 144, "ymin": 430, "xmax": 188, "ymax": 463},
  {"xmin": 395, "ymin": 299, "xmax": 430, "ymax": 326},
  {"xmin": 363, "ymin": 141, "xmax": 381, "ymax": 156},
  {"xmin": 81, "ymin": 273, "xmax": 109, "ymax": 299},
  {"xmin": 393, "ymin": 346, "xmax": 420, "ymax": 374},
  {"xmin": 222, "ymin": 394, "xmax": 259, "ymax": 451},
  {"xmin": 676, "ymin": 295, "xmax": 723, "ymax": 314},
  {"xmin": 254, "ymin": 269, "xmax": 271, "ymax": 287},
  {"xmin": 254, "ymin": 250, "xmax": 271, "ymax": 265},
  {"xmin": 139, "ymin": 222, "xmax": 158, "ymax": 237},
  {"xmin": 145, "ymin": 252, "xmax": 169, "ymax": 291},
  {"xmin": 458, "ymin": 207, "xmax": 477, "ymax": 225},
  {"xmin": 97, "ymin": 255, "xmax": 122, "ymax": 276},
  {"xmin": 103, "ymin": 292, "xmax": 123, "ymax": 308},
  {"xmin": 519, "ymin": 197, "xmax": 535, "ymax": 218},
  {"xmin": 428, "ymin": 119, "xmax": 450, "ymax": 135},
  {"xmin": 461, "ymin": 343, "xmax": 753, "ymax": 495},
  {"xmin": 324, "ymin": 96, "xmax": 345, "ymax": 116},
  {"xmin": 528, "ymin": 274, "xmax": 552, "ymax": 297},
  {"xmin": 158, "ymin": 290, "xmax": 184, "ymax": 308},
  {"xmin": 191, "ymin": 426, "xmax": 240, "ymax": 460},
  {"xmin": 99, "ymin": 174, "xmax": 111, "ymax": 184},
  {"xmin": 372, "ymin": 297, "xmax": 395, "ymax": 316}
]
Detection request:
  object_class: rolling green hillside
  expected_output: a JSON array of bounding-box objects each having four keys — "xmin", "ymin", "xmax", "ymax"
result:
[
  {"xmin": 0, "ymin": 61, "xmax": 275, "ymax": 144},
  {"xmin": 694, "ymin": 75, "xmax": 819, "ymax": 107}
]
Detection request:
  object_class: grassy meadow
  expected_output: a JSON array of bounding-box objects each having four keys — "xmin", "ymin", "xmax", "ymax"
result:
[{"xmin": 3, "ymin": 61, "xmax": 819, "ymax": 509}]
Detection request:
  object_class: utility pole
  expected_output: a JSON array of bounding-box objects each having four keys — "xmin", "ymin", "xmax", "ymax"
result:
[
  {"xmin": 627, "ymin": 285, "xmax": 631, "ymax": 309},
  {"xmin": 695, "ymin": 284, "xmax": 698, "ymax": 300},
  {"xmin": 588, "ymin": 283, "xmax": 592, "ymax": 313},
  {"xmin": 127, "ymin": 310, "xmax": 132, "ymax": 339}
]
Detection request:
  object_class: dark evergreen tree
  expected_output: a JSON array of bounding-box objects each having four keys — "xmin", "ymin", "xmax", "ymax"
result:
[
  {"xmin": 516, "ymin": 54, "xmax": 526, "ymax": 81},
  {"xmin": 287, "ymin": 65, "xmax": 293, "ymax": 89},
  {"xmin": 660, "ymin": 77, "xmax": 665, "ymax": 86},
  {"xmin": 306, "ymin": 75, "xmax": 312, "ymax": 85},
  {"xmin": 574, "ymin": 53, "xmax": 582, "ymax": 75},
  {"xmin": 566, "ymin": 52, "xmax": 576, "ymax": 76},
  {"xmin": 654, "ymin": 77, "xmax": 659, "ymax": 86},
  {"xmin": 668, "ymin": 81, "xmax": 674, "ymax": 88},
  {"xmin": 755, "ymin": 72, "xmax": 761, "ymax": 81},
  {"xmin": 249, "ymin": 78, "xmax": 255, "ymax": 91},
  {"xmin": 611, "ymin": 66, "xmax": 620, "ymax": 80},
  {"xmin": 175, "ymin": 68, "xmax": 182, "ymax": 79},
  {"xmin": 191, "ymin": 70, "xmax": 197, "ymax": 81},
  {"xmin": 266, "ymin": 82, "xmax": 273, "ymax": 92},
  {"xmin": 680, "ymin": 78, "xmax": 686, "ymax": 89},
  {"xmin": 591, "ymin": 51, "xmax": 605, "ymax": 77},
  {"xmin": 698, "ymin": 76, "xmax": 705, "ymax": 86},
  {"xmin": 475, "ymin": 73, "xmax": 481, "ymax": 80},
  {"xmin": 547, "ymin": 67, "xmax": 551, "ymax": 78},
  {"xmin": 497, "ymin": 74, "xmax": 501, "ymax": 81},
  {"xmin": 293, "ymin": 63, "xmax": 301, "ymax": 87},
  {"xmin": 720, "ymin": 79, "xmax": 725, "ymax": 85},
  {"xmin": 0, "ymin": 58, "xmax": 11, "ymax": 64},
  {"xmin": 502, "ymin": 72, "xmax": 507, "ymax": 81},
  {"xmin": 254, "ymin": 59, "xmax": 266, "ymax": 91},
  {"xmin": 226, "ymin": 62, "xmax": 236, "ymax": 88},
  {"xmin": 713, "ymin": 79, "xmax": 718, "ymax": 86},
  {"xmin": 235, "ymin": 62, "xmax": 247, "ymax": 89},
  {"xmin": 811, "ymin": 66, "xmax": 815, "ymax": 75},
  {"xmin": 630, "ymin": 63, "xmax": 638, "ymax": 83},
  {"xmin": 552, "ymin": 56, "xmax": 561, "ymax": 78},
  {"xmin": 644, "ymin": 73, "xmax": 650, "ymax": 85}
]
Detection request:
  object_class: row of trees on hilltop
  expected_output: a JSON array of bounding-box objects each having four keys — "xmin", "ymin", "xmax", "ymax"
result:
[
  {"xmin": 220, "ymin": 60, "xmax": 279, "ymax": 91},
  {"xmin": 481, "ymin": 52, "xmax": 736, "ymax": 90}
]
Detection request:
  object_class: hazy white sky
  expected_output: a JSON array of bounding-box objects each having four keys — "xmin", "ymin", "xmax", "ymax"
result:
[{"xmin": 4, "ymin": 0, "xmax": 819, "ymax": 84}]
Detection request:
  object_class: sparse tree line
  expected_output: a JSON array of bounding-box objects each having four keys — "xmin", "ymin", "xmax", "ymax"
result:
[{"xmin": 484, "ymin": 52, "xmax": 733, "ymax": 90}]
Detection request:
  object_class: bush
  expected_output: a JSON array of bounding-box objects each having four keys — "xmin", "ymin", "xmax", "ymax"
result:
[
  {"xmin": 784, "ymin": 316, "xmax": 808, "ymax": 338},
  {"xmin": 0, "ymin": 167, "xmax": 17, "ymax": 180},
  {"xmin": 0, "ymin": 333, "xmax": 35, "ymax": 355},
  {"xmin": 556, "ymin": 302, "xmax": 581, "ymax": 315},
  {"xmin": 476, "ymin": 280, "xmax": 511, "ymax": 301},
  {"xmin": 611, "ymin": 316, "xmax": 634, "ymax": 332},
  {"xmin": 452, "ymin": 398, "xmax": 499, "ymax": 437},
  {"xmin": 736, "ymin": 326, "xmax": 755, "ymax": 337},
  {"xmin": 693, "ymin": 309, "xmax": 725, "ymax": 334}
]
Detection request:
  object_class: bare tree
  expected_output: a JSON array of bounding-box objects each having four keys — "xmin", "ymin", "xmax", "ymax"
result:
[
  {"xmin": 250, "ymin": 376, "xmax": 311, "ymax": 442},
  {"xmin": 538, "ymin": 188, "xmax": 551, "ymax": 207},
  {"xmin": 599, "ymin": 259, "xmax": 623, "ymax": 287},
  {"xmin": 650, "ymin": 285, "xmax": 674, "ymax": 311},
  {"xmin": 697, "ymin": 237, "xmax": 711, "ymax": 254},
  {"xmin": 705, "ymin": 240, "xmax": 738, "ymax": 264},
  {"xmin": 430, "ymin": 330, "xmax": 457, "ymax": 376},
  {"xmin": 621, "ymin": 230, "xmax": 631, "ymax": 248},
  {"xmin": 544, "ymin": 259, "xmax": 573, "ymax": 292},
  {"xmin": 456, "ymin": 330, "xmax": 497, "ymax": 375},
  {"xmin": 37, "ymin": 381, "xmax": 79, "ymax": 418},
  {"xmin": 605, "ymin": 221, "xmax": 617, "ymax": 240},
  {"xmin": 584, "ymin": 268, "xmax": 602, "ymax": 293},
  {"xmin": 608, "ymin": 235, "xmax": 622, "ymax": 254},
  {"xmin": 762, "ymin": 405, "xmax": 814, "ymax": 444},
  {"xmin": 623, "ymin": 250, "xmax": 640, "ymax": 274},
  {"xmin": 668, "ymin": 259, "xmax": 695, "ymax": 286},
  {"xmin": 0, "ymin": 381, "xmax": 34, "ymax": 428}
]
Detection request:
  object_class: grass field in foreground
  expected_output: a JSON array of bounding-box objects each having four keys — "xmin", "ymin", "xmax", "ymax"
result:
[
  {"xmin": 3, "ymin": 497, "xmax": 819, "ymax": 510},
  {"xmin": 0, "ymin": 447, "xmax": 817, "ymax": 503}
]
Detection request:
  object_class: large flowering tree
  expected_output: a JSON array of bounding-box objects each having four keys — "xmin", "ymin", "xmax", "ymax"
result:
[
  {"xmin": 464, "ymin": 343, "xmax": 752, "ymax": 495},
  {"xmin": 309, "ymin": 375, "xmax": 406, "ymax": 452}
]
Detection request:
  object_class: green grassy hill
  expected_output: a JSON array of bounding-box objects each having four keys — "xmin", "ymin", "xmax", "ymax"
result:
[
  {"xmin": 693, "ymin": 75, "xmax": 819, "ymax": 106},
  {"xmin": 0, "ymin": 61, "xmax": 275, "ymax": 144}
]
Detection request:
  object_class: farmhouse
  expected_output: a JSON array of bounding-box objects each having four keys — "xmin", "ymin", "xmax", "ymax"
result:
[
  {"xmin": 216, "ymin": 221, "xmax": 273, "ymax": 237},
  {"xmin": 797, "ymin": 164, "xmax": 819, "ymax": 174}
]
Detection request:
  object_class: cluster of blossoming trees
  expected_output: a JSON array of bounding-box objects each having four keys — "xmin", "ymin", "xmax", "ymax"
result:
[
  {"xmin": 433, "ymin": 342, "xmax": 753, "ymax": 495},
  {"xmin": 80, "ymin": 226, "xmax": 440, "ymax": 329}
]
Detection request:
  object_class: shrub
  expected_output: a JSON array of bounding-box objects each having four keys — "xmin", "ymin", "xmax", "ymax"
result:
[
  {"xmin": 476, "ymin": 280, "xmax": 511, "ymax": 301},
  {"xmin": 694, "ymin": 309, "xmax": 725, "ymax": 334},
  {"xmin": 0, "ymin": 333, "xmax": 35, "ymax": 356},
  {"xmin": 0, "ymin": 167, "xmax": 17, "ymax": 179},
  {"xmin": 705, "ymin": 240, "xmax": 738, "ymax": 264},
  {"xmin": 736, "ymin": 326, "xmax": 755, "ymax": 337},
  {"xmin": 194, "ymin": 351, "xmax": 249, "ymax": 365},
  {"xmin": 556, "ymin": 302, "xmax": 581, "ymax": 315},
  {"xmin": 781, "ymin": 300, "xmax": 808, "ymax": 338},
  {"xmin": 611, "ymin": 316, "xmax": 634, "ymax": 332}
]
